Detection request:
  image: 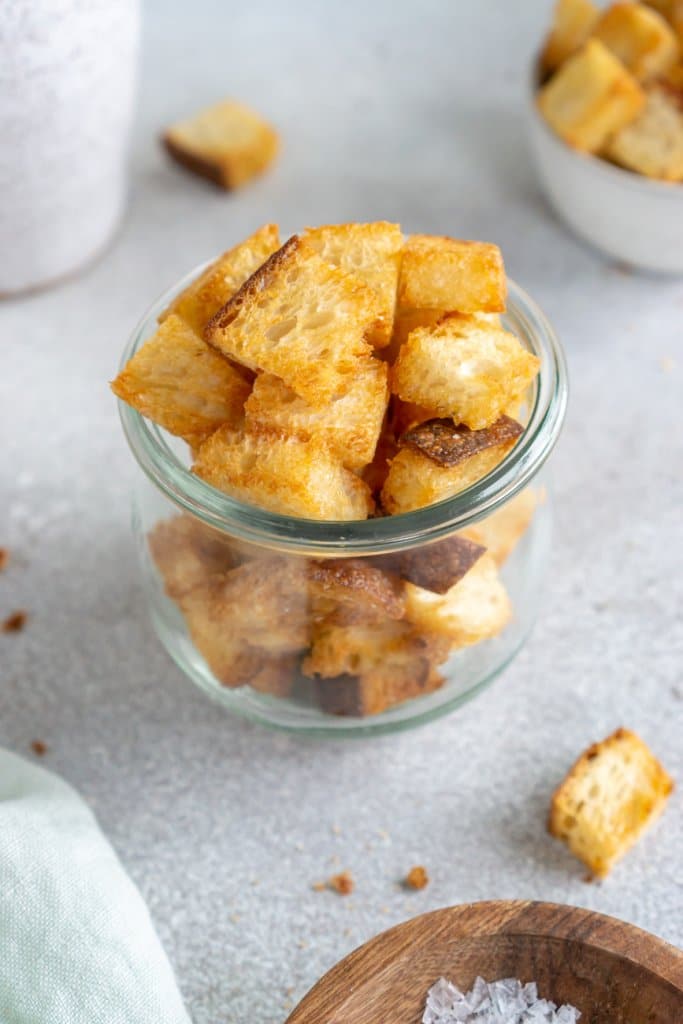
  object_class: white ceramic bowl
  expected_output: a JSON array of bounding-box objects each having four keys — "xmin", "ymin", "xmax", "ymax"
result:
[{"xmin": 528, "ymin": 72, "xmax": 683, "ymax": 274}]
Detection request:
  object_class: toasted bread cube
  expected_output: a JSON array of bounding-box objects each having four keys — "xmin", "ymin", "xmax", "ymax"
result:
[
  {"xmin": 178, "ymin": 580, "xmax": 297, "ymax": 692},
  {"xmin": 148, "ymin": 514, "xmax": 240, "ymax": 599},
  {"xmin": 316, "ymin": 664, "xmax": 445, "ymax": 717},
  {"xmin": 160, "ymin": 224, "xmax": 280, "ymax": 334},
  {"xmin": 381, "ymin": 535, "xmax": 487, "ymax": 595},
  {"xmin": 537, "ymin": 39, "xmax": 645, "ymax": 151},
  {"xmin": 381, "ymin": 417, "xmax": 523, "ymax": 515},
  {"xmin": 392, "ymin": 315, "xmax": 540, "ymax": 431},
  {"xmin": 360, "ymin": 420, "xmax": 398, "ymax": 498},
  {"xmin": 111, "ymin": 315, "xmax": 251, "ymax": 448},
  {"xmin": 593, "ymin": 2, "xmax": 679, "ymax": 81},
  {"xmin": 386, "ymin": 307, "xmax": 445, "ymax": 364},
  {"xmin": 404, "ymin": 553, "xmax": 511, "ymax": 645},
  {"xmin": 605, "ymin": 82, "xmax": 683, "ymax": 179},
  {"xmin": 301, "ymin": 222, "xmax": 403, "ymax": 348},
  {"xmin": 398, "ymin": 235, "xmax": 507, "ymax": 315},
  {"xmin": 308, "ymin": 559, "xmax": 405, "ymax": 620},
  {"xmin": 193, "ymin": 426, "xmax": 374, "ymax": 520},
  {"xmin": 663, "ymin": 60, "xmax": 683, "ymax": 85},
  {"xmin": 205, "ymin": 237, "xmax": 378, "ymax": 406},
  {"xmin": 244, "ymin": 359, "xmax": 389, "ymax": 471},
  {"xmin": 644, "ymin": 0, "xmax": 683, "ymax": 43},
  {"xmin": 541, "ymin": 0, "xmax": 601, "ymax": 72},
  {"xmin": 549, "ymin": 728, "xmax": 674, "ymax": 877},
  {"xmin": 162, "ymin": 99, "xmax": 279, "ymax": 190},
  {"xmin": 461, "ymin": 488, "xmax": 538, "ymax": 566}
]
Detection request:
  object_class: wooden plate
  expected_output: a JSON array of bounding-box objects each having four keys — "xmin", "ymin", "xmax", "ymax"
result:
[{"xmin": 286, "ymin": 900, "xmax": 683, "ymax": 1024}]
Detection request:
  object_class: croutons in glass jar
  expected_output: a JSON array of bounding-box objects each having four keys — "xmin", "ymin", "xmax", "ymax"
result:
[{"xmin": 114, "ymin": 223, "xmax": 567, "ymax": 735}]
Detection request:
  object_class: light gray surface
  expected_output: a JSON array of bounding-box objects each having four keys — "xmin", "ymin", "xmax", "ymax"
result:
[{"xmin": 1, "ymin": 2, "xmax": 682, "ymax": 1022}]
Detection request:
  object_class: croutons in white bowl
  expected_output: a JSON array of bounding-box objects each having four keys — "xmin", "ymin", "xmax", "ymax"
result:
[{"xmin": 528, "ymin": 67, "xmax": 683, "ymax": 274}]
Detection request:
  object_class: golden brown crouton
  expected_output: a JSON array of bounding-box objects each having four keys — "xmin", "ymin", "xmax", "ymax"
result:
[
  {"xmin": 160, "ymin": 224, "xmax": 281, "ymax": 334},
  {"xmin": 244, "ymin": 358, "xmax": 389, "ymax": 471},
  {"xmin": 162, "ymin": 99, "xmax": 279, "ymax": 190},
  {"xmin": 461, "ymin": 488, "xmax": 538, "ymax": 566},
  {"xmin": 540, "ymin": 0, "xmax": 601, "ymax": 73},
  {"xmin": 392, "ymin": 314, "xmax": 540, "ymax": 431},
  {"xmin": 403, "ymin": 553, "xmax": 511, "ymax": 645},
  {"xmin": 205, "ymin": 237, "xmax": 379, "ymax": 406},
  {"xmin": 381, "ymin": 417, "xmax": 523, "ymax": 516},
  {"xmin": 307, "ymin": 559, "xmax": 406, "ymax": 620},
  {"xmin": 398, "ymin": 235, "xmax": 507, "ymax": 315},
  {"xmin": 179, "ymin": 580, "xmax": 297, "ymax": 693},
  {"xmin": 644, "ymin": 0, "xmax": 683, "ymax": 44},
  {"xmin": 605, "ymin": 81, "xmax": 683, "ymax": 179},
  {"xmin": 382, "ymin": 534, "xmax": 487, "ymax": 594},
  {"xmin": 316, "ymin": 665, "xmax": 445, "ymax": 717},
  {"xmin": 301, "ymin": 222, "xmax": 403, "ymax": 347},
  {"xmin": 193, "ymin": 426, "xmax": 374, "ymax": 521},
  {"xmin": 549, "ymin": 727, "xmax": 674, "ymax": 877},
  {"xmin": 537, "ymin": 39, "xmax": 646, "ymax": 151},
  {"xmin": 148, "ymin": 514, "xmax": 240, "ymax": 599},
  {"xmin": 387, "ymin": 308, "xmax": 445, "ymax": 363},
  {"xmin": 360, "ymin": 419, "xmax": 399, "ymax": 498},
  {"xmin": 593, "ymin": 1, "xmax": 679, "ymax": 81},
  {"xmin": 111, "ymin": 315, "xmax": 252, "ymax": 449}
]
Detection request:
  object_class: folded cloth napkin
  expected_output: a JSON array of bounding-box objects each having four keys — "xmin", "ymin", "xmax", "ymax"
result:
[{"xmin": 0, "ymin": 748, "xmax": 191, "ymax": 1024}]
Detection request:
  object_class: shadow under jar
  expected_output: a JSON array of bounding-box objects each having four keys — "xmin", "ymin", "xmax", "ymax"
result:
[{"xmin": 118, "ymin": 273, "xmax": 568, "ymax": 737}]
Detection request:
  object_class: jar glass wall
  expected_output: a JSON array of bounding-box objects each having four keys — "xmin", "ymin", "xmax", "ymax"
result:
[{"xmin": 120, "ymin": 273, "xmax": 567, "ymax": 737}]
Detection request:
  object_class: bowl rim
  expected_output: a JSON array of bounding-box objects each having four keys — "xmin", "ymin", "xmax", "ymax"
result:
[
  {"xmin": 527, "ymin": 58, "xmax": 683, "ymax": 199},
  {"xmin": 286, "ymin": 899, "xmax": 683, "ymax": 1023}
]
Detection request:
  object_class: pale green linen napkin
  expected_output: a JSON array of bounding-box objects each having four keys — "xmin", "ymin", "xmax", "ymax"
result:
[{"xmin": 0, "ymin": 748, "xmax": 192, "ymax": 1024}]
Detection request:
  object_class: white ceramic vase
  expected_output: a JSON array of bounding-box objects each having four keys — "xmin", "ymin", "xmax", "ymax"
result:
[{"xmin": 0, "ymin": 0, "xmax": 140, "ymax": 295}]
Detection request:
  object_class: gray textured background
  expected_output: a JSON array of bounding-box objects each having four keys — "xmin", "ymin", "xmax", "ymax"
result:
[{"xmin": 1, "ymin": 2, "xmax": 682, "ymax": 1022}]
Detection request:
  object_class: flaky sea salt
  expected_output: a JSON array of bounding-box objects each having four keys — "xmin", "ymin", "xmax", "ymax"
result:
[{"xmin": 423, "ymin": 977, "xmax": 581, "ymax": 1024}]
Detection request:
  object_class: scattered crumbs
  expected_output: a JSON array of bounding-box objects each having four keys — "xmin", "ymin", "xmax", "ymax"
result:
[
  {"xmin": 285, "ymin": 987, "xmax": 294, "ymax": 998},
  {"xmin": 30, "ymin": 740, "xmax": 47, "ymax": 757},
  {"xmin": 331, "ymin": 823, "xmax": 342, "ymax": 836},
  {"xmin": 405, "ymin": 865, "xmax": 430, "ymax": 890},
  {"xmin": 296, "ymin": 939, "xmax": 308, "ymax": 950},
  {"xmin": 230, "ymin": 913, "xmax": 241, "ymax": 923},
  {"xmin": 380, "ymin": 905, "xmax": 390, "ymax": 914},
  {"xmin": 311, "ymin": 881, "xmax": 327, "ymax": 892},
  {"xmin": 2, "ymin": 610, "xmax": 27, "ymax": 633},
  {"xmin": 377, "ymin": 827, "xmax": 390, "ymax": 841},
  {"xmin": 250, "ymin": 878, "xmax": 260, "ymax": 887},
  {"xmin": 424, "ymin": 977, "xmax": 581, "ymax": 1024},
  {"xmin": 329, "ymin": 871, "xmax": 354, "ymax": 895},
  {"xmin": 0, "ymin": 547, "xmax": 8, "ymax": 571},
  {"xmin": 283, "ymin": 1000, "xmax": 293, "ymax": 1011},
  {"xmin": 660, "ymin": 356, "xmax": 676, "ymax": 373}
]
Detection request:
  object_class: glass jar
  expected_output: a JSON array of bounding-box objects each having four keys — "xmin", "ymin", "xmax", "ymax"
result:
[{"xmin": 118, "ymin": 269, "xmax": 567, "ymax": 736}]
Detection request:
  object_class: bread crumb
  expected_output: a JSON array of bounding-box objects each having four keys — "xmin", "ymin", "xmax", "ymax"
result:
[
  {"xmin": 405, "ymin": 865, "xmax": 430, "ymax": 890},
  {"xmin": 230, "ymin": 913, "xmax": 241, "ymax": 923},
  {"xmin": 2, "ymin": 610, "xmax": 27, "ymax": 633},
  {"xmin": 329, "ymin": 871, "xmax": 355, "ymax": 895},
  {"xmin": 0, "ymin": 548, "xmax": 8, "ymax": 571},
  {"xmin": 297, "ymin": 939, "xmax": 308, "ymax": 949},
  {"xmin": 331, "ymin": 823, "xmax": 342, "ymax": 836},
  {"xmin": 30, "ymin": 740, "xmax": 47, "ymax": 756}
]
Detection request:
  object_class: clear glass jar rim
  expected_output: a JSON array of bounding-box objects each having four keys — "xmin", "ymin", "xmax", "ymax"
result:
[{"xmin": 118, "ymin": 265, "xmax": 568, "ymax": 555}]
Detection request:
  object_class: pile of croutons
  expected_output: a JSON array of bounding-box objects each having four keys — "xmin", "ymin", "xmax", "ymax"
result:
[
  {"xmin": 113, "ymin": 222, "xmax": 540, "ymax": 714},
  {"xmin": 538, "ymin": 0, "xmax": 683, "ymax": 181}
]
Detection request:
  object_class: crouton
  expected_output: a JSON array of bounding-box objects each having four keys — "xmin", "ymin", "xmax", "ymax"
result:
[
  {"xmin": 537, "ymin": 39, "xmax": 645, "ymax": 152},
  {"xmin": 404, "ymin": 553, "xmax": 511, "ymax": 645},
  {"xmin": 111, "ymin": 315, "xmax": 252, "ymax": 448},
  {"xmin": 540, "ymin": 0, "xmax": 601, "ymax": 73},
  {"xmin": 392, "ymin": 314, "xmax": 540, "ymax": 430},
  {"xmin": 193, "ymin": 426, "xmax": 374, "ymax": 520},
  {"xmin": 381, "ymin": 417, "xmax": 523, "ymax": 515},
  {"xmin": 663, "ymin": 60, "xmax": 683, "ymax": 85},
  {"xmin": 244, "ymin": 358, "xmax": 388, "ymax": 471},
  {"xmin": 549, "ymin": 727, "xmax": 674, "ymax": 877},
  {"xmin": 593, "ymin": 2, "xmax": 679, "ymax": 81},
  {"xmin": 605, "ymin": 81, "xmax": 683, "ymax": 179},
  {"xmin": 397, "ymin": 235, "xmax": 507, "ymax": 315},
  {"xmin": 644, "ymin": 0, "xmax": 683, "ymax": 43},
  {"xmin": 301, "ymin": 222, "xmax": 403, "ymax": 347},
  {"xmin": 160, "ymin": 224, "xmax": 281, "ymax": 334},
  {"xmin": 316, "ymin": 664, "xmax": 446, "ymax": 717},
  {"xmin": 382, "ymin": 535, "xmax": 487, "ymax": 594},
  {"xmin": 179, "ymin": 580, "xmax": 297, "ymax": 693},
  {"xmin": 148, "ymin": 514, "xmax": 240, "ymax": 599},
  {"xmin": 360, "ymin": 418, "xmax": 398, "ymax": 498},
  {"xmin": 461, "ymin": 488, "xmax": 538, "ymax": 566},
  {"xmin": 205, "ymin": 237, "xmax": 379, "ymax": 406},
  {"xmin": 162, "ymin": 99, "xmax": 279, "ymax": 190},
  {"xmin": 388, "ymin": 308, "xmax": 445, "ymax": 361},
  {"xmin": 307, "ymin": 559, "xmax": 405, "ymax": 620}
]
